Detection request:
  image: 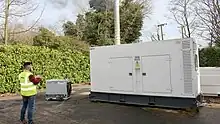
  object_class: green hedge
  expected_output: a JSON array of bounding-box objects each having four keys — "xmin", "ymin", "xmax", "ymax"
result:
[
  {"xmin": 0, "ymin": 45, "xmax": 90, "ymax": 93},
  {"xmin": 199, "ymin": 46, "xmax": 220, "ymax": 67}
]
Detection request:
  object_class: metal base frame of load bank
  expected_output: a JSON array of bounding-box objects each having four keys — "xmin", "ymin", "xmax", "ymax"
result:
[{"xmin": 89, "ymin": 91, "xmax": 203, "ymax": 112}]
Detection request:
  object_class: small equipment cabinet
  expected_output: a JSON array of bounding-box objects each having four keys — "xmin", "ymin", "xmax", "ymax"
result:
[{"xmin": 45, "ymin": 79, "xmax": 72, "ymax": 101}]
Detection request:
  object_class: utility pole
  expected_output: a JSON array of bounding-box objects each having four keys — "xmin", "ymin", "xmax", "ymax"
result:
[
  {"xmin": 114, "ymin": 0, "xmax": 120, "ymax": 45},
  {"xmin": 157, "ymin": 23, "xmax": 167, "ymax": 40}
]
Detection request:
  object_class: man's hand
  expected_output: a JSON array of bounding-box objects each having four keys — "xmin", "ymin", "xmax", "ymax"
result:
[
  {"xmin": 29, "ymin": 75, "xmax": 42, "ymax": 85},
  {"xmin": 35, "ymin": 75, "xmax": 42, "ymax": 79}
]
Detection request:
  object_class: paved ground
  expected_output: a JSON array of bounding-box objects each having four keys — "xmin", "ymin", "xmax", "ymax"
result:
[{"xmin": 1, "ymin": 85, "xmax": 220, "ymax": 124}]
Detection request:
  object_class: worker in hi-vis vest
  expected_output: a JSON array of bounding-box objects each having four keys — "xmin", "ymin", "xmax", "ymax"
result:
[{"xmin": 19, "ymin": 62, "xmax": 41, "ymax": 124}]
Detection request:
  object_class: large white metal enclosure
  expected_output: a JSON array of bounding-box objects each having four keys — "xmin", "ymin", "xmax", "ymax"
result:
[
  {"xmin": 200, "ymin": 67, "xmax": 220, "ymax": 96},
  {"xmin": 89, "ymin": 38, "xmax": 202, "ymax": 109}
]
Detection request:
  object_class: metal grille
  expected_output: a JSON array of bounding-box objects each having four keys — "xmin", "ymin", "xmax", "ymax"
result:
[
  {"xmin": 182, "ymin": 40, "xmax": 191, "ymax": 49},
  {"xmin": 182, "ymin": 40, "xmax": 193, "ymax": 94}
]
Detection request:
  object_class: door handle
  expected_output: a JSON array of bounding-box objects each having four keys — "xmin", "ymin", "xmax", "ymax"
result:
[
  {"xmin": 142, "ymin": 73, "xmax": 146, "ymax": 76},
  {"xmin": 129, "ymin": 73, "xmax": 132, "ymax": 76}
]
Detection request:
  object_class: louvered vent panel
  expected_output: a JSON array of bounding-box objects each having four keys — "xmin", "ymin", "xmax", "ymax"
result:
[
  {"xmin": 182, "ymin": 40, "xmax": 193, "ymax": 94},
  {"xmin": 182, "ymin": 40, "xmax": 190, "ymax": 49}
]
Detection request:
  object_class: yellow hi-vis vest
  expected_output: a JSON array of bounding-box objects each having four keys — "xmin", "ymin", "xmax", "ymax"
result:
[{"xmin": 19, "ymin": 71, "xmax": 37, "ymax": 96}]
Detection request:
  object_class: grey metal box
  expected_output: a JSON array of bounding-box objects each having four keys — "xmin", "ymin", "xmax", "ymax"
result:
[{"xmin": 45, "ymin": 79, "xmax": 72, "ymax": 101}]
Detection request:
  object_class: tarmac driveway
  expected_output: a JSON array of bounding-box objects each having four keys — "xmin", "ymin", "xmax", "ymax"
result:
[{"xmin": 0, "ymin": 85, "xmax": 220, "ymax": 124}]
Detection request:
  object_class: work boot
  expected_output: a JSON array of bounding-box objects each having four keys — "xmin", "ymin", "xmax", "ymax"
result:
[
  {"xmin": 20, "ymin": 119, "xmax": 27, "ymax": 124},
  {"xmin": 28, "ymin": 120, "xmax": 35, "ymax": 124}
]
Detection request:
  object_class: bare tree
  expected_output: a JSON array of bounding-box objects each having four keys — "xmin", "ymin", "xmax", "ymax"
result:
[
  {"xmin": 47, "ymin": 17, "xmax": 68, "ymax": 36},
  {"xmin": 195, "ymin": 0, "xmax": 220, "ymax": 45},
  {"xmin": 168, "ymin": 0, "xmax": 198, "ymax": 38},
  {"xmin": 0, "ymin": 0, "xmax": 45, "ymax": 45},
  {"xmin": 8, "ymin": 23, "xmax": 38, "ymax": 45}
]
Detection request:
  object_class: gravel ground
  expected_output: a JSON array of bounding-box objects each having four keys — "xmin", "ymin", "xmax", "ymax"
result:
[{"xmin": 0, "ymin": 85, "xmax": 220, "ymax": 124}]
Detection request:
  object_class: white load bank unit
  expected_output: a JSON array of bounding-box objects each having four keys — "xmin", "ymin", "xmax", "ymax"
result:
[
  {"xmin": 200, "ymin": 67, "xmax": 220, "ymax": 96},
  {"xmin": 89, "ymin": 38, "xmax": 202, "ymax": 109}
]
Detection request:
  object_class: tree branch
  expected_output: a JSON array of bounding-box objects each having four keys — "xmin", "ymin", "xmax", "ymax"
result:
[
  {"xmin": 0, "ymin": 14, "xmax": 4, "ymax": 18},
  {"xmin": 9, "ymin": 0, "xmax": 19, "ymax": 6},
  {"xmin": 170, "ymin": 10, "xmax": 183, "ymax": 25},
  {"xmin": 194, "ymin": 0, "xmax": 220, "ymax": 42},
  {"xmin": 10, "ymin": 3, "xmax": 39, "ymax": 17},
  {"xmin": 10, "ymin": 4, "xmax": 45, "ymax": 34}
]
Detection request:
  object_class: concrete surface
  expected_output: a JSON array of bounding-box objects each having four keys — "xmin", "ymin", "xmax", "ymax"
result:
[{"xmin": 0, "ymin": 85, "xmax": 220, "ymax": 124}]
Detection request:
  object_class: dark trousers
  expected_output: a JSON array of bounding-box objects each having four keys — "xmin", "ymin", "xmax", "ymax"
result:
[{"xmin": 20, "ymin": 95, "xmax": 36, "ymax": 124}]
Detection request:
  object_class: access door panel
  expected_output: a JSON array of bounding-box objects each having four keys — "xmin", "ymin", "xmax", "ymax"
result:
[
  {"xmin": 108, "ymin": 57, "xmax": 134, "ymax": 92},
  {"xmin": 142, "ymin": 55, "xmax": 172, "ymax": 94}
]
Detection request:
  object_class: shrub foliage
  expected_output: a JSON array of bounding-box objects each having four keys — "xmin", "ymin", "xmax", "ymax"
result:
[
  {"xmin": 0, "ymin": 45, "xmax": 90, "ymax": 93},
  {"xmin": 199, "ymin": 46, "xmax": 220, "ymax": 67}
]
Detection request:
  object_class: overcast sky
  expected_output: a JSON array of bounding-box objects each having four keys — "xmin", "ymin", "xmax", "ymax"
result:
[{"xmin": 16, "ymin": 0, "xmax": 209, "ymax": 47}]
